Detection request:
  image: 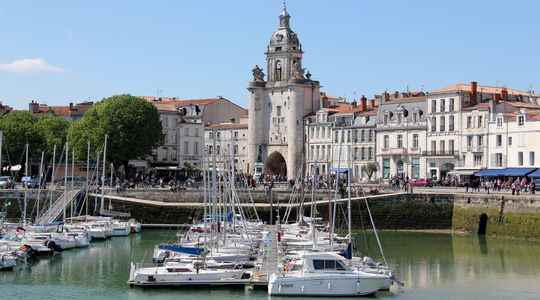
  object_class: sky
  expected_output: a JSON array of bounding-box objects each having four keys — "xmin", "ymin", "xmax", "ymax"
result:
[{"xmin": 1, "ymin": 0, "xmax": 539, "ymax": 109}]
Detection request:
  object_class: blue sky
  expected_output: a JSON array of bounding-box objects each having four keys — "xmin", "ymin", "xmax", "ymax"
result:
[{"xmin": 1, "ymin": 0, "xmax": 539, "ymax": 109}]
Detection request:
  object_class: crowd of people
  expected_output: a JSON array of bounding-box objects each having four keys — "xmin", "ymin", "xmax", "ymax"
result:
[{"xmin": 467, "ymin": 177, "xmax": 536, "ymax": 195}]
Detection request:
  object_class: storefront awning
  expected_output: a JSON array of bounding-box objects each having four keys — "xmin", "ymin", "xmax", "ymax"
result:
[
  {"xmin": 474, "ymin": 168, "xmax": 537, "ymax": 177},
  {"xmin": 448, "ymin": 169, "xmax": 477, "ymax": 176},
  {"xmin": 474, "ymin": 169, "xmax": 504, "ymax": 177},
  {"xmin": 528, "ymin": 169, "xmax": 540, "ymax": 178}
]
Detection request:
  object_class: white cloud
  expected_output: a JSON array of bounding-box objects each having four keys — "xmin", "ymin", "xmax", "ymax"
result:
[{"xmin": 0, "ymin": 58, "xmax": 64, "ymax": 73}]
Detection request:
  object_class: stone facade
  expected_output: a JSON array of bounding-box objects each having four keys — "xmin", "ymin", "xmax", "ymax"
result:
[{"xmin": 247, "ymin": 6, "xmax": 321, "ymax": 180}]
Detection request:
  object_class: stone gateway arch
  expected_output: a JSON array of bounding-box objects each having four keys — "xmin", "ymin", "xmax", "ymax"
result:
[{"xmin": 247, "ymin": 6, "xmax": 321, "ymax": 180}]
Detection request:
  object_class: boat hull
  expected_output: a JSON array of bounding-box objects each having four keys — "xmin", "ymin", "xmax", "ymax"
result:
[{"xmin": 268, "ymin": 273, "xmax": 384, "ymax": 296}]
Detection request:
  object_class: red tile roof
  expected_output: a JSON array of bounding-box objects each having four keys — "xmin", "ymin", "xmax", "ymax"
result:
[
  {"xmin": 141, "ymin": 96, "xmax": 247, "ymax": 114},
  {"xmin": 205, "ymin": 123, "xmax": 248, "ymax": 130},
  {"xmin": 432, "ymin": 83, "xmax": 532, "ymax": 96}
]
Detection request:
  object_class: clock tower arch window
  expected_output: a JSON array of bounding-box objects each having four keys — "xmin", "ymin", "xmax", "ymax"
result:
[{"xmin": 275, "ymin": 60, "xmax": 282, "ymax": 81}]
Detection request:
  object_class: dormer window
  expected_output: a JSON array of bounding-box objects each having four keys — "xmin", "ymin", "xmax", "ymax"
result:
[
  {"xmin": 518, "ymin": 114, "xmax": 525, "ymax": 126},
  {"xmin": 275, "ymin": 47, "xmax": 282, "ymax": 52}
]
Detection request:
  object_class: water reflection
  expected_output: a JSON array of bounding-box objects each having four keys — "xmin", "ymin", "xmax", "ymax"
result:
[{"xmin": 1, "ymin": 230, "xmax": 540, "ymax": 300}]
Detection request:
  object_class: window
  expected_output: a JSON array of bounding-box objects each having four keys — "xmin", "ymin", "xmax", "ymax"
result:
[
  {"xmin": 184, "ymin": 127, "xmax": 190, "ymax": 136},
  {"xmin": 478, "ymin": 116, "xmax": 483, "ymax": 128},
  {"xmin": 276, "ymin": 106, "xmax": 282, "ymax": 117},
  {"xmin": 474, "ymin": 154, "xmax": 482, "ymax": 166},
  {"xmin": 508, "ymin": 136, "xmax": 513, "ymax": 146},
  {"xmin": 361, "ymin": 147, "xmax": 366, "ymax": 160},
  {"xmin": 352, "ymin": 130, "xmax": 358, "ymax": 142},
  {"xmin": 518, "ymin": 152, "xmax": 524, "ymax": 166},
  {"xmin": 194, "ymin": 142, "xmax": 199, "ymax": 155},
  {"xmin": 208, "ymin": 145, "xmax": 213, "ymax": 155},
  {"xmin": 496, "ymin": 135, "xmax": 502, "ymax": 147},
  {"xmin": 383, "ymin": 159, "xmax": 390, "ymax": 179},
  {"xmin": 397, "ymin": 135, "xmax": 403, "ymax": 148},
  {"xmin": 431, "ymin": 100, "xmax": 437, "ymax": 113},
  {"xmin": 431, "ymin": 117, "xmax": 437, "ymax": 132},
  {"xmin": 334, "ymin": 131, "xmax": 338, "ymax": 143},
  {"xmin": 353, "ymin": 148, "xmax": 358, "ymax": 160},
  {"xmin": 341, "ymin": 130, "xmax": 345, "ymax": 143},
  {"xmin": 233, "ymin": 131, "xmax": 238, "ymax": 139},
  {"xmin": 360, "ymin": 130, "xmax": 365, "ymax": 142},
  {"xmin": 368, "ymin": 147, "xmax": 373, "ymax": 160},
  {"xmin": 449, "ymin": 98, "xmax": 455, "ymax": 112},
  {"xmin": 368, "ymin": 130, "xmax": 373, "ymax": 142},
  {"xmin": 449, "ymin": 140, "xmax": 455, "ymax": 153},
  {"xmin": 530, "ymin": 152, "xmax": 535, "ymax": 166},
  {"xmin": 412, "ymin": 112, "xmax": 418, "ymax": 123},
  {"xmin": 440, "ymin": 116, "xmax": 445, "ymax": 131},
  {"xmin": 412, "ymin": 134, "xmax": 419, "ymax": 149},
  {"xmin": 184, "ymin": 141, "xmax": 189, "ymax": 155},
  {"xmin": 384, "ymin": 114, "xmax": 388, "ymax": 125},
  {"xmin": 209, "ymin": 131, "xmax": 214, "ymax": 139},
  {"xmin": 233, "ymin": 144, "xmax": 238, "ymax": 155},
  {"xmin": 477, "ymin": 135, "xmax": 483, "ymax": 147},
  {"xmin": 518, "ymin": 115, "xmax": 525, "ymax": 126},
  {"xmin": 449, "ymin": 115, "xmax": 454, "ymax": 131},
  {"xmin": 440, "ymin": 99, "xmax": 445, "ymax": 112},
  {"xmin": 497, "ymin": 117, "xmax": 503, "ymax": 128},
  {"xmin": 467, "ymin": 116, "xmax": 472, "ymax": 128},
  {"xmin": 467, "ymin": 136, "xmax": 473, "ymax": 150},
  {"xmin": 440, "ymin": 140, "xmax": 445, "ymax": 153},
  {"xmin": 431, "ymin": 140, "xmax": 437, "ymax": 153},
  {"xmin": 216, "ymin": 145, "xmax": 220, "ymax": 155},
  {"xmin": 383, "ymin": 135, "xmax": 389, "ymax": 149},
  {"xmin": 495, "ymin": 153, "xmax": 503, "ymax": 167},
  {"xmin": 412, "ymin": 158, "xmax": 420, "ymax": 179}
]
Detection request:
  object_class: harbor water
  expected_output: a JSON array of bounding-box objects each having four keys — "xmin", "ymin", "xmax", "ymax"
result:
[{"xmin": 1, "ymin": 230, "xmax": 540, "ymax": 300}]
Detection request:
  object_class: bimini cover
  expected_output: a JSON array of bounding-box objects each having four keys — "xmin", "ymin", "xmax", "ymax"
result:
[{"xmin": 158, "ymin": 244, "xmax": 205, "ymax": 256}]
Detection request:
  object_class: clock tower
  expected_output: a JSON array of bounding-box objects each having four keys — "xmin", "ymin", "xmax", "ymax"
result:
[{"xmin": 247, "ymin": 4, "xmax": 321, "ymax": 180}]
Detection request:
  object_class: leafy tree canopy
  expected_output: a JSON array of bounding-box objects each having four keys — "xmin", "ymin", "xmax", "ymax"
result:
[
  {"xmin": 0, "ymin": 111, "xmax": 43, "ymax": 164},
  {"xmin": 68, "ymin": 95, "xmax": 163, "ymax": 168},
  {"xmin": 34, "ymin": 115, "xmax": 70, "ymax": 156}
]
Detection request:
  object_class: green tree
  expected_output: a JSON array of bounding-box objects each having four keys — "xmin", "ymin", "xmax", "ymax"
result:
[
  {"xmin": 34, "ymin": 115, "xmax": 70, "ymax": 155},
  {"xmin": 68, "ymin": 95, "xmax": 163, "ymax": 171},
  {"xmin": 362, "ymin": 162, "xmax": 379, "ymax": 180},
  {"xmin": 0, "ymin": 111, "xmax": 43, "ymax": 168}
]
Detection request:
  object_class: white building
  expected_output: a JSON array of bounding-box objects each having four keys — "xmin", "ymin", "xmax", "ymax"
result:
[
  {"xmin": 204, "ymin": 122, "xmax": 249, "ymax": 173},
  {"xmin": 376, "ymin": 92, "xmax": 428, "ymax": 180},
  {"xmin": 489, "ymin": 102, "xmax": 540, "ymax": 168}
]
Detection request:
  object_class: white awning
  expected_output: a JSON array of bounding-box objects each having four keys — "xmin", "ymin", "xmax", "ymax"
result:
[{"xmin": 448, "ymin": 169, "xmax": 477, "ymax": 176}]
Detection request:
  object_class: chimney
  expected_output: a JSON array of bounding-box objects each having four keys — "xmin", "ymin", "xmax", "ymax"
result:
[
  {"xmin": 360, "ymin": 95, "xmax": 367, "ymax": 111},
  {"xmin": 29, "ymin": 100, "xmax": 40, "ymax": 113},
  {"xmin": 470, "ymin": 81, "xmax": 478, "ymax": 105},
  {"xmin": 489, "ymin": 99, "xmax": 496, "ymax": 122},
  {"xmin": 501, "ymin": 88, "xmax": 508, "ymax": 101}
]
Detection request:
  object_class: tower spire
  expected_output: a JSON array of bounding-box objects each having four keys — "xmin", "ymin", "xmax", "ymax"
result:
[{"xmin": 279, "ymin": 0, "xmax": 290, "ymax": 28}]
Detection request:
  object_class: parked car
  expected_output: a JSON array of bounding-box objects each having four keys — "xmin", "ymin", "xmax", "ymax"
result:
[
  {"xmin": 22, "ymin": 176, "xmax": 40, "ymax": 188},
  {"xmin": 411, "ymin": 178, "xmax": 433, "ymax": 187},
  {"xmin": 0, "ymin": 176, "xmax": 14, "ymax": 189}
]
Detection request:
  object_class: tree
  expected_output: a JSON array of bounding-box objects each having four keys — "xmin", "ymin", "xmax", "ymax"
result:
[
  {"xmin": 34, "ymin": 115, "xmax": 69, "ymax": 155},
  {"xmin": 0, "ymin": 111, "xmax": 43, "ymax": 168},
  {"xmin": 68, "ymin": 95, "xmax": 163, "ymax": 172},
  {"xmin": 362, "ymin": 162, "xmax": 379, "ymax": 181}
]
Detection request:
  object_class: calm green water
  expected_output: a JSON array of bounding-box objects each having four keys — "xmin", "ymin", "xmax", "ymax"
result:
[{"xmin": 1, "ymin": 230, "xmax": 540, "ymax": 300}]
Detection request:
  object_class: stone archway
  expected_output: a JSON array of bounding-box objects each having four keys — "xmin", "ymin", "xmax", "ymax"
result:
[{"xmin": 265, "ymin": 151, "xmax": 287, "ymax": 178}]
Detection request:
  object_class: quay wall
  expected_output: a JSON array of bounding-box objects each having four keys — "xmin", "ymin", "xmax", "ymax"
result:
[{"xmin": 3, "ymin": 190, "xmax": 540, "ymax": 240}]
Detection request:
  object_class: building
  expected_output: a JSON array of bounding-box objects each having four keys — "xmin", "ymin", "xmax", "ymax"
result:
[
  {"xmin": 28, "ymin": 100, "xmax": 94, "ymax": 121},
  {"xmin": 428, "ymin": 82, "xmax": 540, "ymax": 180},
  {"xmin": 142, "ymin": 96, "xmax": 247, "ymax": 125},
  {"xmin": 204, "ymin": 122, "xmax": 249, "ymax": 173},
  {"xmin": 247, "ymin": 5, "xmax": 322, "ymax": 180},
  {"xmin": 488, "ymin": 101, "xmax": 540, "ymax": 168},
  {"xmin": 143, "ymin": 96, "xmax": 247, "ymax": 170},
  {"xmin": 305, "ymin": 96, "xmax": 378, "ymax": 182},
  {"xmin": 376, "ymin": 92, "xmax": 428, "ymax": 180}
]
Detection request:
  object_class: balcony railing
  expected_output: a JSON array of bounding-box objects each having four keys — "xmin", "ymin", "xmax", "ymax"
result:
[{"xmin": 422, "ymin": 150, "xmax": 460, "ymax": 157}]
